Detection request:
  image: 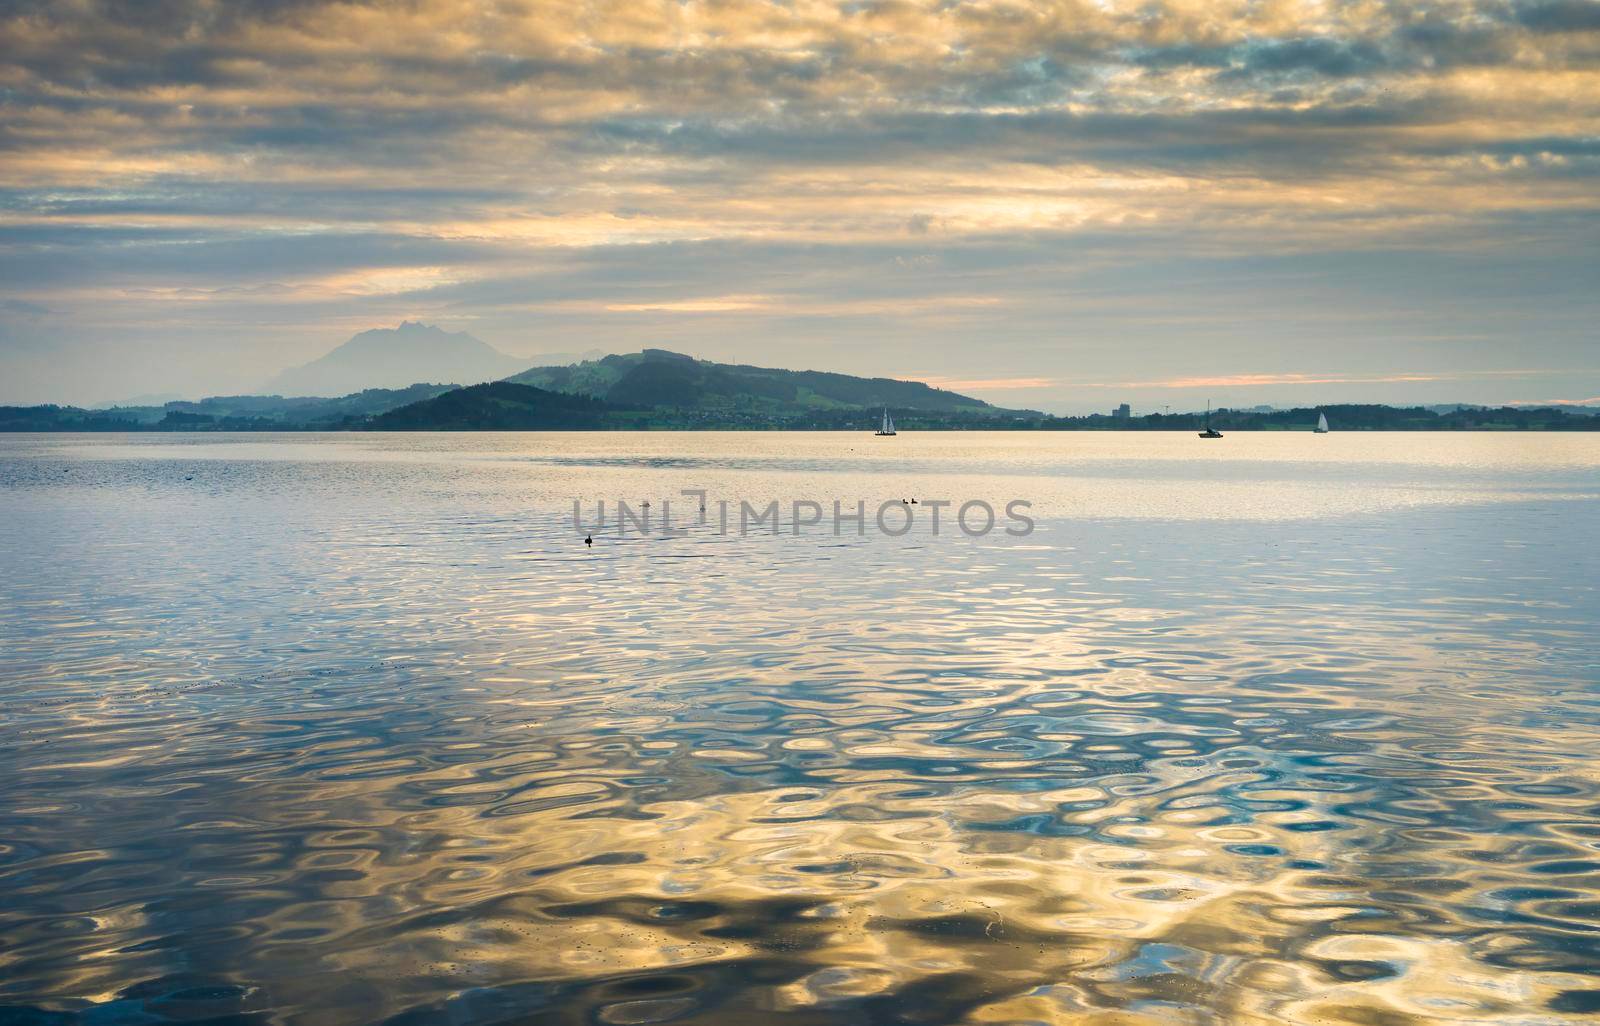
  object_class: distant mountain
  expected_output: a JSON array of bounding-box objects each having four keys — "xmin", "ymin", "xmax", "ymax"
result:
[
  {"xmin": 0, "ymin": 384, "xmax": 455, "ymax": 431},
  {"xmin": 162, "ymin": 384, "xmax": 459, "ymax": 426},
  {"xmin": 265, "ymin": 322, "xmax": 531, "ymax": 397},
  {"xmin": 92, "ymin": 392, "xmax": 185, "ymax": 409},
  {"xmin": 505, "ymin": 348, "xmax": 1005, "ymax": 415},
  {"xmin": 370, "ymin": 381, "xmax": 610, "ymax": 430}
]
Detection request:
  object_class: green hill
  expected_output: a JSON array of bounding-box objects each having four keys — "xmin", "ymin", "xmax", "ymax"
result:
[
  {"xmin": 369, "ymin": 381, "xmax": 610, "ymax": 430},
  {"xmin": 506, "ymin": 349, "xmax": 1010, "ymax": 417}
]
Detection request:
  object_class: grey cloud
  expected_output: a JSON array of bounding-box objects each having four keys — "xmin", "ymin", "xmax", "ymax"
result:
[
  {"xmin": 0, "ymin": 226, "xmax": 502, "ymax": 289},
  {"xmin": 1122, "ymin": 43, "xmax": 1235, "ymax": 70},
  {"xmin": 0, "ymin": 181, "xmax": 517, "ymax": 218},
  {"xmin": 583, "ymin": 99, "xmax": 1462, "ymax": 177},
  {"xmin": 1396, "ymin": 16, "xmax": 1525, "ymax": 69},
  {"xmin": 1130, "ymin": 39, "xmax": 1390, "ymax": 81},
  {"xmin": 0, "ymin": 297, "xmax": 52, "ymax": 317},
  {"xmin": 1516, "ymin": 1, "xmax": 1600, "ymax": 32},
  {"xmin": 1228, "ymin": 37, "xmax": 1391, "ymax": 78}
]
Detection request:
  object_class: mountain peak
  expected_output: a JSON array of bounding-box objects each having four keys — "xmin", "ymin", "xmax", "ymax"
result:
[{"xmin": 264, "ymin": 323, "xmax": 530, "ymax": 397}]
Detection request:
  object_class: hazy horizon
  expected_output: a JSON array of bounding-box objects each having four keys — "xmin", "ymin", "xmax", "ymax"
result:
[
  {"xmin": 45, "ymin": 320, "xmax": 1600, "ymax": 417},
  {"xmin": 2, "ymin": 1, "xmax": 1598, "ymax": 412}
]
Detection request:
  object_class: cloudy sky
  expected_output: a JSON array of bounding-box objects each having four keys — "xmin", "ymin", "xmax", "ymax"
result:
[{"xmin": 1, "ymin": 0, "xmax": 1597, "ymax": 411}]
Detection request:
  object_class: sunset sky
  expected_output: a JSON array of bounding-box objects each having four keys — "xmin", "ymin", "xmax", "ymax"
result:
[{"xmin": 2, "ymin": 0, "xmax": 1597, "ymax": 411}]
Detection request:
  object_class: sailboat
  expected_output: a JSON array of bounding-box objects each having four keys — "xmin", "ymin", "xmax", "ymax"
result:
[
  {"xmin": 1198, "ymin": 401, "xmax": 1223, "ymax": 439},
  {"xmin": 1314, "ymin": 412, "xmax": 1329, "ymax": 434},
  {"xmin": 875, "ymin": 407, "xmax": 897, "ymax": 436}
]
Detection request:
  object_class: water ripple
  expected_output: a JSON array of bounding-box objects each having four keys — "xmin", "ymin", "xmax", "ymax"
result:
[{"xmin": 1, "ymin": 433, "xmax": 1598, "ymax": 1024}]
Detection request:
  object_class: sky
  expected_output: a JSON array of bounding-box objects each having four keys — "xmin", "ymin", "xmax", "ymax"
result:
[{"xmin": 1, "ymin": 0, "xmax": 1597, "ymax": 413}]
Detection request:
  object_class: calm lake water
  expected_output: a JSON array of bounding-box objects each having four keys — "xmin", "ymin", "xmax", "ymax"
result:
[{"xmin": 2, "ymin": 432, "xmax": 1599, "ymax": 1025}]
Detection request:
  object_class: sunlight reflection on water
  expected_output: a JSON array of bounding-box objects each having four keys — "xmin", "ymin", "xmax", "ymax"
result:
[{"xmin": 1, "ymin": 432, "xmax": 1598, "ymax": 1025}]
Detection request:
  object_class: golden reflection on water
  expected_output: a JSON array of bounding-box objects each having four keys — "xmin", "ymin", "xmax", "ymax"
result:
[{"xmin": 0, "ymin": 433, "xmax": 1598, "ymax": 1024}]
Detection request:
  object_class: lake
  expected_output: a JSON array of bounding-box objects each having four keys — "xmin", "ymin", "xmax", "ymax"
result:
[{"xmin": 2, "ymin": 432, "xmax": 1599, "ymax": 1025}]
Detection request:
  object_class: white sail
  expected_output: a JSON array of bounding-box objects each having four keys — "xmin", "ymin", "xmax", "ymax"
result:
[{"xmin": 1316, "ymin": 412, "xmax": 1329, "ymax": 433}]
